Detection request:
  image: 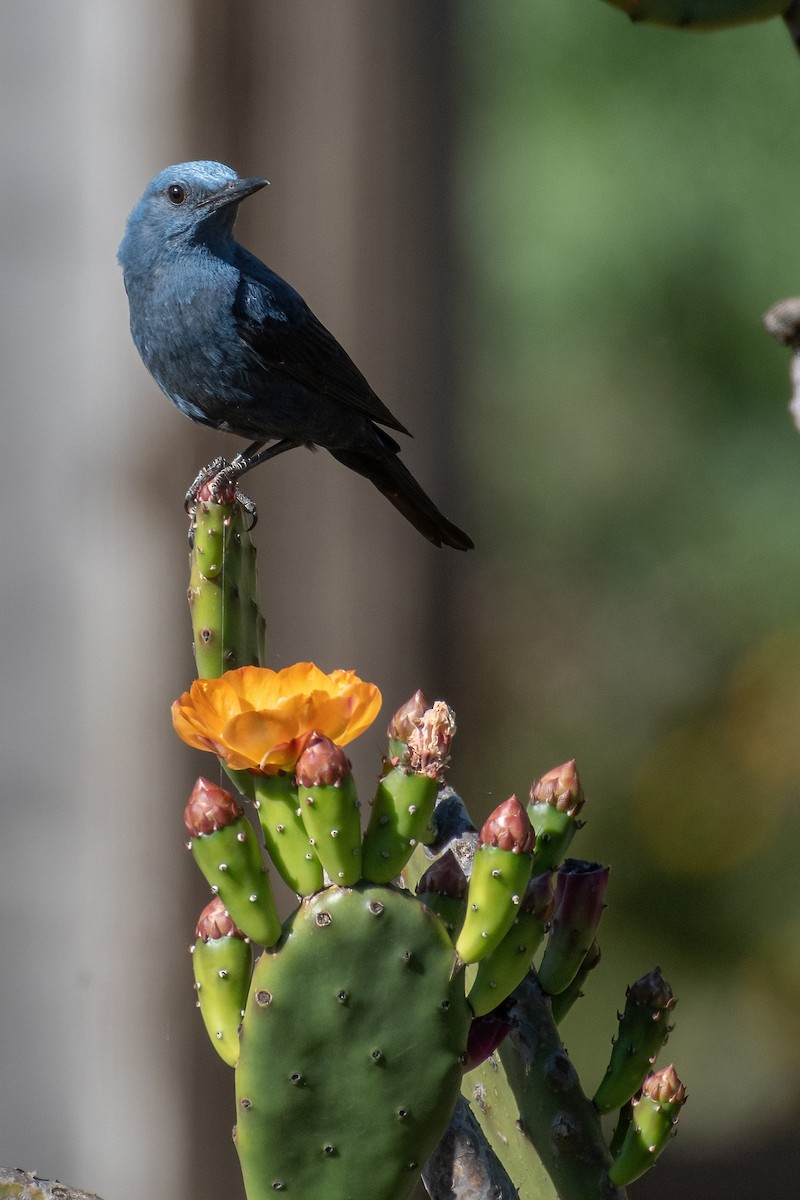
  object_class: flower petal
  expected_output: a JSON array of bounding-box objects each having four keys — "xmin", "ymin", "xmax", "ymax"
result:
[{"xmin": 172, "ymin": 664, "xmax": 382, "ymax": 772}]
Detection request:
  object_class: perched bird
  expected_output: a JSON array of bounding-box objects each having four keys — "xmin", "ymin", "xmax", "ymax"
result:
[{"xmin": 118, "ymin": 160, "xmax": 473, "ymax": 550}]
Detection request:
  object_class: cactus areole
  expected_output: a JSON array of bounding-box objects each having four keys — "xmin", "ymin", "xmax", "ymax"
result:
[{"xmin": 235, "ymin": 883, "xmax": 470, "ymax": 1200}]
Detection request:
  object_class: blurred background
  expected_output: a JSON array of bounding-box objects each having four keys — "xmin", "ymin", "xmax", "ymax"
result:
[{"xmin": 1, "ymin": 1, "xmax": 799, "ymax": 1197}]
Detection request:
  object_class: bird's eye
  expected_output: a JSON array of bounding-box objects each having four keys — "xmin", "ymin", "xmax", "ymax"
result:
[{"xmin": 167, "ymin": 183, "xmax": 186, "ymax": 205}]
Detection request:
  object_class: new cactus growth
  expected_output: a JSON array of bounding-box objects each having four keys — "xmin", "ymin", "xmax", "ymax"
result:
[
  {"xmin": 528, "ymin": 760, "xmax": 585, "ymax": 876},
  {"xmin": 417, "ymin": 849, "xmax": 468, "ymax": 936},
  {"xmin": 608, "ymin": 1065, "xmax": 687, "ymax": 1187},
  {"xmin": 387, "ymin": 689, "xmax": 429, "ymax": 764},
  {"xmin": 594, "ymin": 967, "xmax": 676, "ymax": 1113},
  {"xmin": 295, "ymin": 733, "xmax": 362, "ymax": 885},
  {"xmin": 192, "ymin": 897, "xmax": 253, "ymax": 1067},
  {"xmin": 536, "ymin": 860, "xmax": 609, "ymax": 996},
  {"xmin": 455, "ymin": 796, "xmax": 536, "ymax": 964},
  {"xmin": 549, "ymin": 940, "xmax": 601, "ymax": 1025},
  {"xmin": 252, "ymin": 771, "xmax": 325, "ymax": 896},
  {"xmin": 184, "ymin": 777, "xmax": 282, "ymax": 948},
  {"xmin": 362, "ymin": 702, "xmax": 456, "ymax": 884},
  {"xmin": 188, "ymin": 477, "xmax": 265, "ymax": 679},
  {"xmin": 467, "ymin": 870, "xmax": 554, "ymax": 1017},
  {"xmin": 234, "ymin": 884, "xmax": 471, "ymax": 1200}
]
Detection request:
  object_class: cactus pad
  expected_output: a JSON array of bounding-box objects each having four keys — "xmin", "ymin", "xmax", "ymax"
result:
[{"xmin": 235, "ymin": 883, "xmax": 470, "ymax": 1200}]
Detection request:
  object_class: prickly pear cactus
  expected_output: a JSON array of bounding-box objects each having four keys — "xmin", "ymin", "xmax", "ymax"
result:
[
  {"xmin": 173, "ymin": 490, "xmax": 686, "ymax": 1200},
  {"xmin": 235, "ymin": 884, "xmax": 470, "ymax": 1200}
]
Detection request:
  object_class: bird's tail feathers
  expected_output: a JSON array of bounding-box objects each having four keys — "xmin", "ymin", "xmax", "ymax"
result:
[{"xmin": 329, "ymin": 446, "xmax": 473, "ymax": 551}]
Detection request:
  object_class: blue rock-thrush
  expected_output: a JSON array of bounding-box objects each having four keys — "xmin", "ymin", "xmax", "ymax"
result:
[{"xmin": 118, "ymin": 161, "xmax": 472, "ymax": 550}]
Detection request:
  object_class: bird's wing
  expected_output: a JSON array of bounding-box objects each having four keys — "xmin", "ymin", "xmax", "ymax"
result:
[{"xmin": 232, "ymin": 271, "xmax": 410, "ymax": 436}]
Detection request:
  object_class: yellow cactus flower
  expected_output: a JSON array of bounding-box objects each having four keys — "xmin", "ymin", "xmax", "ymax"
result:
[{"xmin": 172, "ymin": 663, "xmax": 382, "ymax": 774}]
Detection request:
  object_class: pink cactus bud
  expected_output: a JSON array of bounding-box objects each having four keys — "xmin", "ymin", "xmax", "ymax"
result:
[
  {"xmin": 387, "ymin": 690, "xmax": 429, "ymax": 743},
  {"xmin": 196, "ymin": 475, "xmax": 237, "ymax": 506},
  {"xmin": 479, "ymin": 795, "xmax": 536, "ymax": 854},
  {"xmin": 530, "ymin": 759, "xmax": 585, "ymax": 816},
  {"xmin": 195, "ymin": 896, "xmax": 246, "ymax": 942},
  {"xmin": 184, "ymin": 776, "xmax": 243, "ymax": 837},
  {"xmin": 295, "ymin": 732, "xmax": 351, "ymax": 788},
  {"xmin": 641, "ymin": 1064, "xmax": 687, "ymax": 1106}
]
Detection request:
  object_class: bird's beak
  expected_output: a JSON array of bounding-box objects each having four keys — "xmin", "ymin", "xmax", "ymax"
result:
[{"xmin": 203, "ymin": 177, "xmax": 269, "ymax": 212}]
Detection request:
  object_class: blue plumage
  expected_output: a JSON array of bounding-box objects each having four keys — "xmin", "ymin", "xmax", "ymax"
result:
[{"xmin": 118, "ymin": 161, "xmax": 472, "ymax": 549}]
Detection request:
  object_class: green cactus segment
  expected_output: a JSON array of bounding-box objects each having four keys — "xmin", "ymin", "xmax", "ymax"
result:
[
  {"xmin": 594, "ymin": 967, "xmax": 676, "ymax": 1113},
  {"xmin": 416, "ymin": 890, "xmax": 465, "ymax": 937},
  {"xmin": 361, "ymin": 766, "xmax": 439, "ymax": 884},
  {"xmin": 528, "ymin": 761, "xmax": 585, "ymax": 876},
  {"xmin": 464, "ymin": 1058, "xmax": 558, "ymax": 1200},
  {"xmin": 233, "ymin": 505, "xmax": 266, "ymax": 670},
  {"xmin": 189, "ymin": 817, "xmax": 281, "ymax": 947},
  {"xmin": 528, "ymin": 803, "xmax": 578, "ymax": 875},
  {"xmin": 467, "ymin": 903, "xmax": 548, "ymax": 1018},
  {"xmin": 537, "ymin": 861, "xmax": 609, "ymax": 996},
  {"xmin": 193, "ymin": 924, "xmax": 252, "ymax": 1068},
  {"xmin": 497, "ymin": 979, "xmax": 623, "ymax": 1200},
  {"xmin": 456, "ymin": 846, "xmax": 534, "ymax": 965},
  {"xmin": 601, "ymin": 0, "xmax": 785, "ymax": 28},
  {"xmin": 188, "ymin": 493, "xmax": 265, "ymax": 680},
  {"xmin": 608, "ymin": 1067, "xmax": 687, "ymax": 1186},
  {"xmin": 297, "ymin": 775, "xmax": 363, "ymax": 885},
  {"xmin": 252, "ymin": 773, "xmax": 324, "ymax": 896},
  {"xmin": 416, "ymin": 849, "xmax": 467, "ymax": 938},
  {"xmin": 235, "ymin": 884, "xmax": 471, "ymax": 1200},
  {"xmin": 549, "ymin": 940, "xmax": 601, "ymax": 1025}
]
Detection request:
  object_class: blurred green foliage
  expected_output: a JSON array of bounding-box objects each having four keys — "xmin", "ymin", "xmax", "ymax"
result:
[{"xmin": 454, "ymin": 0, "xmax": 800, "ymax": 1157}]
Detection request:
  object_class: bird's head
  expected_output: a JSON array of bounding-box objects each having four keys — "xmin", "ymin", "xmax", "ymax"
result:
[{"xmin": 118, "ymin": 161, "xmax": 268, "ymax": 271}]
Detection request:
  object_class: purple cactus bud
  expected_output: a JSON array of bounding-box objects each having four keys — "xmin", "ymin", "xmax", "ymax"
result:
[
  {"xmin": 407, "ymin": 701, "xmax": 456, "ymax": 780},
  {"xmin": 479, "ymin": 795, "xmax": 536, "ymax": 854},
  {"xmin": 295, "ymin": 732, "xmax": 351, "ymax": 788},
  {"xmin": 387, "ymin": 690, "xmax": 430, "ymax": 744},
  {"xmin": 520, "ymin": 869, "xmax": 555, "ymax": 921},
  {"xmin": 195, "ymin": 896, "xmax": 246, "ymax": 942},
  {"xmin": 530, "ymin": 760, "xmax": 585, "ymax": 816},
  {"xmin": 463, "ymin": 1014, "xmax": 512, "ymax": 1071},
  {"xmin": 551, "ymin": 859, "xmax": 609, "ymax": 930},
  {"xmin": 641, "ymin": 1064, "xmax": 687, "ymax": 1106},
  {"xmin": 184, "ymin": 776, "xmax": 243, "ymax": 837},
  {"xmin": 417, "ymin": 849, "xmax": 468, "ymax": 899},
  {"xmin": 627, "ymin": 966, "xmax": 676, "ymax": 1012}
]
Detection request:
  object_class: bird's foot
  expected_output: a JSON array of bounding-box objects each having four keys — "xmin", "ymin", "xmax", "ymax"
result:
[
  {"xmin": 185, "ymin": 458, "xmax": 258, "ymax": 530},
  {"xmin": 184, "ymin": 457, "xmax": 230, "ymax": 514}
]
